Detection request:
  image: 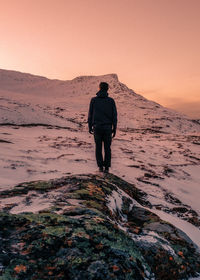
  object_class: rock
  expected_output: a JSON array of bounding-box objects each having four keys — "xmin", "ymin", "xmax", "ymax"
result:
[
  {"xmin": 0, "ymin": 173, "xmax": 200, "ymax": 279},
  {"xmin": 144, "ymin": 222, "xmax": 174, "ymax": 234},
  {"xmin": 127, "ymin": 206, "xmax": 160, "ymax": 226}
]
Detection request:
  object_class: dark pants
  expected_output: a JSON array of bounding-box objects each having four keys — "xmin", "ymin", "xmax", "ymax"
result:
[{"xmin": 94, "ymin": 126, "xmax": 112, "ymax": 168}]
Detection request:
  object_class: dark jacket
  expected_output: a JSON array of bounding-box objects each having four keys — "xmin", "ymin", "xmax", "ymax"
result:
[{"xmin": 88, "ymin": 90, "xmax": 117, "ymax": 131}]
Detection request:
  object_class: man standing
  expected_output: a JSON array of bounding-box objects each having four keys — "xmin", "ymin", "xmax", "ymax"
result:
[{"xmin": 88, "ymin": 82, "xmax": 117, "ymax": 173}]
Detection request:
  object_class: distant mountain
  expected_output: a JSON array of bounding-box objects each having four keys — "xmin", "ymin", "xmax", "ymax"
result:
[{"xmin": 0, "ymin": 68, "xmax": 200, "ymax": 134}]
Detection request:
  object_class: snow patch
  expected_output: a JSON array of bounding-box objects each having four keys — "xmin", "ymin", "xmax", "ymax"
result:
[{"xmin": 151, "ymin": 209, "xmax": 200, "ymax": 249}]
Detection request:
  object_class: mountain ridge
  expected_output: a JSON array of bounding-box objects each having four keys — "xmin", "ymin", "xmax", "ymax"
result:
[{"xmin": 0, "ymin": 68, "xmax": 199, "ymax": 134}]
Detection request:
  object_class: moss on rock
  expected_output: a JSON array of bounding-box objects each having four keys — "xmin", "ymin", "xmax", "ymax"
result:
[{"xmin": 0, "ymin": 173, "xmax": 200, "ymax": 279}]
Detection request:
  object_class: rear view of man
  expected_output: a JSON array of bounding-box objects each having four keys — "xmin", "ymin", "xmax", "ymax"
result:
[{"xmin": 88, "ymin": 82, "xmax": 117, "ymax": 173}]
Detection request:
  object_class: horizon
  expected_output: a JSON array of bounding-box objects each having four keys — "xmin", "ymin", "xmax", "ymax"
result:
[
  {"xmin": 0, "ymin": 0, "xmax": 200, "ymax": 118},
  {"xmin": 1, "ymin": 66, "xmax": 199, "ymax": 120}
]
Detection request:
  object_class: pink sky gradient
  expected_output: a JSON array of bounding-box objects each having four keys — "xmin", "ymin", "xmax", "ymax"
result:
[{"xmin": 0, "ymin": 0, "xmax": 200, "ymax": 117}]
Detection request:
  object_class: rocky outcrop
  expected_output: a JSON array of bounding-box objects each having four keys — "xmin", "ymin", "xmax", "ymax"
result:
[{"xmin": 0, "ymin": 173, "xmax": 200, "ymax": 279}]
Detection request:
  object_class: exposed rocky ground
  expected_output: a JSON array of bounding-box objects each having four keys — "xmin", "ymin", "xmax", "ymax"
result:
[{"xmin": 1, "ymin": 173, "xmax": 200, "ymax": 280}]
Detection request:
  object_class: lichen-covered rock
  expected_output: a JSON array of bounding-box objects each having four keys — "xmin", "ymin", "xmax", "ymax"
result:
[{"xmin": 0, "ymin": 173, "xmax": 200, "ymax": 279}]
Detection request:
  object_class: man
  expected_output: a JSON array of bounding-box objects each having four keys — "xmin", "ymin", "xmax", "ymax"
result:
[{"xmin": 88, "ymin": 82, "xmax": 117, "ymax": 173}]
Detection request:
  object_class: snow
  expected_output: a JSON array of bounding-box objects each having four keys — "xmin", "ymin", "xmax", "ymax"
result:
[
  {"xmin": 107, "ymin": 190, "xmax": 123, "ymax": 214},
  {"xmin": 106, "ymin": 186, "xmax": 200, "ymax": 251},
  {"xmin": 151, "ymin": 209, "xmax": 200, "ymax": 249},
  {"xmin": 107, "ymin": 186, "xmax": 141, "ymax": 215},
  {"xmin": 161, "ymin": 165, "xmax": 200, "ymax": 215},
  {"xmin": 106, "ymin": 189, "xmax": 178, "ymax": 258},
  {"xmin": 189, "ymin": 276, "xmax": 200, "ymax": 280}
]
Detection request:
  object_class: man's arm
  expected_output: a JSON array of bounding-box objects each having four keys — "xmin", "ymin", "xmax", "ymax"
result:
[
  {"xmin": 88, "ymin": 98, "xmax": 94, "ymax": 133},
  {"xmin": 112, "ymin": 99, "xmax": 117, "ymax": 137}
]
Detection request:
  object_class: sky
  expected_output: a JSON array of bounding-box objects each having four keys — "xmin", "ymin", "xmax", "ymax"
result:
[{"xmin": 0, "ymin": 0, "xmax": 200, "ymax": 118}]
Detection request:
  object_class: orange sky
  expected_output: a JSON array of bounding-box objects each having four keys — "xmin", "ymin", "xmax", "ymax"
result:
[{"xmin": 0, "ymin": 0, "xmax": 200, "ymax": 118}]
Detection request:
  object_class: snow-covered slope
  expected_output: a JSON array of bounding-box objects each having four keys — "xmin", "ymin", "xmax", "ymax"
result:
[{"xmin": 0, "ymin": 68, "xmax": 199, "ymax": 134}]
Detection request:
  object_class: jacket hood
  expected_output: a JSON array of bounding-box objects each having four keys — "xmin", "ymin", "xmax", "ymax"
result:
[{"xmin": 96, "ymin": 90, "xmax": 108, "ymax": 98}]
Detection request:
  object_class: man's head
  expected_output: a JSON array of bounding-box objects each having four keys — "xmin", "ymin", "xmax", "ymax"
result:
[{"xmin": 99, "ymin": 82, "xmax": 109, "ymax": 91}]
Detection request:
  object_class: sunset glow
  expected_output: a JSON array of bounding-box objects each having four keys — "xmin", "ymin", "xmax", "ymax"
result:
[{"xmin": 1, "ymin": 0, "xmax": 200, "ymax": 117}]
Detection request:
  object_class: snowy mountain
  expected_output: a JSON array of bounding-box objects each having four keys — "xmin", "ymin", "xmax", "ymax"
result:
[
  {"xmin": 0, "ymin": 68, "xmax": 200, "ymax": 134},
  {"xmin": 0, "ymin": 68, "xmax": 200, "ymax": 279}
]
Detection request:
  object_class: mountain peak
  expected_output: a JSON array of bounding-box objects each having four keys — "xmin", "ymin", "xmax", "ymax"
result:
[
  {"xmin": 71, "ymin": 73, "xmax": 119, "ymax": 83},
  {"xmin": 100, "ymin": 73, "xmax": 119, "ymax": 81}
]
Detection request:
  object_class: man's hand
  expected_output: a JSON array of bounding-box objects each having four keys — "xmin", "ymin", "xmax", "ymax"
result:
[
  {"xmin": 112, "ymin": 129, "xmax": 116, "ymax": 138},
  {"xmin": 89, "ymin": 128, "xmax": 93, "ymax": 134}
]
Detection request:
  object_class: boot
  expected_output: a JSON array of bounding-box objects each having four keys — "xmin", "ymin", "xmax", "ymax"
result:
[
  {"xmin": 99, "ymin": 166, "xmax": 104, "ymax": 172},
  {"xmin": 104, "ymin": 167, "xmax": 109, "ymax": 173}
]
